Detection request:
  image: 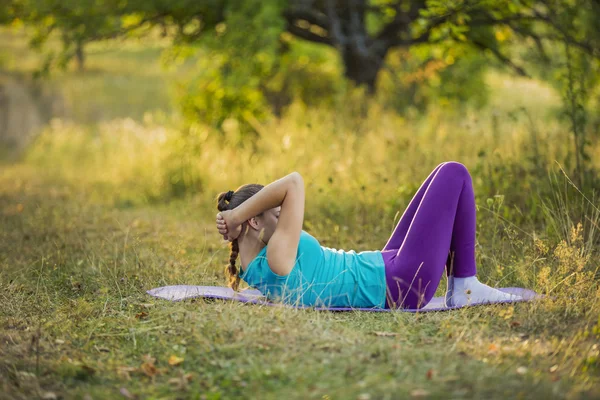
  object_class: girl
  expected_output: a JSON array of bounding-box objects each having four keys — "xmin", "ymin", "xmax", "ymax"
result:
[{"xmin": 215, "ymin": 162, "xmax": 521, "ymax": 310}]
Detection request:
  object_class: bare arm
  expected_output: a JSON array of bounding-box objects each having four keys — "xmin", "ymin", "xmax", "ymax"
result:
[
  {"xmin": 231, "ymin": 172, "xmax": 302, "ymax": 226},
  {"xmin": 220, "ymin": 172, "xmax": 304, "ymax": 275},
  {"xmin": 266, "ymin": 173, "xmax": 305, "ymax": 276}
]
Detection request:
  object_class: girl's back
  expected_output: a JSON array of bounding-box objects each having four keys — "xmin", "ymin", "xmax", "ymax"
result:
[{"xmin": 239, "ymin": 230, "xmax": 387, "ymax": 308}]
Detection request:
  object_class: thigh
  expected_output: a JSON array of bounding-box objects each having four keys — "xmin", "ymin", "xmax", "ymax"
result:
[
  {"xmin": 382, "ymin": 162, "xmax": 447, "ymax": 252},
  {"xmin": 384, "ymin": 163, "xmax": 467, "ymax": 308}
]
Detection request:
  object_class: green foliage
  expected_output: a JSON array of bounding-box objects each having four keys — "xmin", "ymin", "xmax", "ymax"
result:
[
  {"xmin": 10, "ymin": 0, "xmax": 120, "ymax": 73},
  {"xmin": 379, "ymin": 43, "xmax": 489, "ymax": 113},
  {"xmin": 557, "ymin": 45, "xmax": 600, "ymax": 189},
  {"xmin": 2, "ymin": 0, "xmax": 599, "ymax": 133},
  {"xmin": 175, "ymin": 0, "xmax": 286, "ymax": 134}
]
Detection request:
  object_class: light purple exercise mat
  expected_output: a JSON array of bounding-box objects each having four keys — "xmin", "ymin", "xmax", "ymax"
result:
[{"xmin": 146, "ymin": 285, "xmax": 541, "ymax": 313}]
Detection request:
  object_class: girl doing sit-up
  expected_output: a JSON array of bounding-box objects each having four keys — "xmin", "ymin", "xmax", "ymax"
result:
[{"xmin": 215, "ymin": 162, "xmax": 521, "ymax": 309}]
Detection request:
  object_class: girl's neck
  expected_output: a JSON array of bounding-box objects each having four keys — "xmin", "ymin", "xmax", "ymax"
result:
[{"xmin": 237, "ymin": 235, "xmax": 266, "ymax": 272}]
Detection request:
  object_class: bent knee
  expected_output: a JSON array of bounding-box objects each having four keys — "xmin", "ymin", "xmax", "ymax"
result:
[
  {"xmin": 441, "ymin": 161, "xmax": 470, "ymax": 176},
  {"xmin": 437, "ymin": 161, "xmax": 472, "ymax": 183}
]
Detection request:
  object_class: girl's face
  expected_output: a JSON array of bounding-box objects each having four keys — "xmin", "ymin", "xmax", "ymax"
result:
[{"xmin": 254, "ymin": 206, "xmax": 281, "ymax": 243}]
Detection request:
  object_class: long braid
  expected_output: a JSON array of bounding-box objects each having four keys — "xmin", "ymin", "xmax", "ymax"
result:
[
  {"xmin": 226, "ymin": 239, "xmax": 241, "ymax": 291},
  {"xmin": 216, "ymin": 184, "xmax": 264, "ymax": 292}
]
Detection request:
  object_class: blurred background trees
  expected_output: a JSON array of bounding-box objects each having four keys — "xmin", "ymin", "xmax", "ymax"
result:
[{"xmin": 1, "ymin": 0, "xmax": 599, "ymax": 188}]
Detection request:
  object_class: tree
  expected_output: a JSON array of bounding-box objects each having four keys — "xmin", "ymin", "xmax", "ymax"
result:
[
  {"xmin": 282, "ymin": 0, "xmax": 600, "ymax": 92},
  {"xmin": 4, "ymin": 0, "xmax": 599, "ymax": 91}
]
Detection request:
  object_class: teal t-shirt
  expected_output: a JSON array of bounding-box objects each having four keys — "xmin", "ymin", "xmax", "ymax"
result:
[{"xmin": 238, "ymin": 230, "xmax": 387, "ymax": 308}]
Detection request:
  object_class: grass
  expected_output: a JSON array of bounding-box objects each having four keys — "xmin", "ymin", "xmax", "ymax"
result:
[
  {"xmin": 2, "ymin": 167, "xmax": 599, "ymax": 400},
  {"xmin": 1, "ymin": 27, "xmax": 600, "ymax": 399}
]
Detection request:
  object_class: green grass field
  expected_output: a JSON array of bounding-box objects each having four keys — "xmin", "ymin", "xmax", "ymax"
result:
[{"xmin": 1, "ymin": 27, "xmax": 600, "ymax": 399}]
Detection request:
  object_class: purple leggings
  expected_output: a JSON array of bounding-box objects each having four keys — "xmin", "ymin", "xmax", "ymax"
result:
[{"xmin": 381, "ymin": 162, "xmax": 477, "ymax": 309}]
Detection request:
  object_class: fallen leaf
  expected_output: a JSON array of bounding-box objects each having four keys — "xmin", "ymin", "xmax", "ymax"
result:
[
  {"xmin": 426, "ymin": 369, "xmax": 434, "ymax": 380},
  {"xmin": 516, "ymin": 366, "xmax": 528, "ymax": 375},
  {"xmin": 551, "ymin": 375, "xmax": 560, "ymax": 382},
  {"xmin": 549, "ymin": 365, "xmax": 558, "ymax": 373},
  {"xmin": 372, "ymin": 331, "xmax": 399, "ymax": 337},
  {"xmin": 135, "ymin": 311, "xmax": 148, "ymax": 320},
  {"xmin": 140, "ymin": 362, "xmax": 158, "ymax": 377},
  {"xmin": 41, "ymin": 392, "xmax": 57, "ymax": 400},
  {"xmin": 411, "ymin": 388, "xmax": 430, "ymax": 398},
  {"xmin": 168, "ymin": 355, "xmax": 185, "ymax": 366},
  {"xmin": 510, "ymin": 320, "xmax": 521, "ymax": 328},
  {"xmin": 488, "ymin": 343, "xmax": 499, "ymax": 354}
]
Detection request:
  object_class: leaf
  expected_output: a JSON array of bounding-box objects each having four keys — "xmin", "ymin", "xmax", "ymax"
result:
[
  {"xmin": 140, "ymin": 362, "xmax": 158, "ymax": 377},
  {"xmin": 426, "ymin": 369, "xmax": 434, "ymax": 380},
  {"xmin": 140, "ymin": 354, "xmax": 158, "ymax": 377},
  {"xmin": 135, "ymin": 311, "xmax": 148, "ymax": 320},
  {"xmin": 488, "ymin": 343, "xmax": 499, "ymax": 354},
  {"xmin": 168, "ymin": 355, "xmax": 185, "ymax": 366}
]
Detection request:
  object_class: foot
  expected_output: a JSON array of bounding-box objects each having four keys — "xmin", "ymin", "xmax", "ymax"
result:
[{"xmin": 445, "ymin": 276, "xmax": 522, "ymax": 307}]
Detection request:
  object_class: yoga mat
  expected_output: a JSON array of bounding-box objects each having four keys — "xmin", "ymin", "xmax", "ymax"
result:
[{"xmin": 146, "ymin": 285, "xmax": 541, "ymax": 312}]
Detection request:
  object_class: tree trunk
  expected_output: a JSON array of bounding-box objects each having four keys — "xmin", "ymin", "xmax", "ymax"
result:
[
  {"xmin": 341, "ymin": 46, "xmax": 387, "ymax": 94},
  {"xmin": 76, "ymin": 40, "xmax": 85, "ymax": 71}
]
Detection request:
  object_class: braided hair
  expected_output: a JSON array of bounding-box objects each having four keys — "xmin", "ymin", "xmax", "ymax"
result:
[{"xmin": 216, "ymin": 184, "xmax": 264, "ymax": 291}]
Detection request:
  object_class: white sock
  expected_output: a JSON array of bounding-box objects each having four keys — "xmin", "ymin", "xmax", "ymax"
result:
[{"xmin": 445, "ymin": 275, "xmax": 522, "ymax": 307}]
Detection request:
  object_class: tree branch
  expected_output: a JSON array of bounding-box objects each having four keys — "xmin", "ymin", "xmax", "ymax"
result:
[
  {"xmin": 470, "ymin": 38, "xmax": 529, "ymax": 77},
  {"xmin": 286, "ymin": 23, "xmax": 334, "ymax": 46},
  {"xmin": 349, "ymin": 0, "xmax": 369, "ymax": 57},
  {"xmin": 535, "ymin": 12, "xmax": 599, "ymax": 57},
  {"xmin": 282, "ymin": 7, "xmax": 329, "ymax": 30},
  {"xmin": 325, "ymin": 0, "xmax": 348, "ymax": 46},
  {"xmin": 386, "ymin": 15, "xmax": 449, "ymax": 48}
]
